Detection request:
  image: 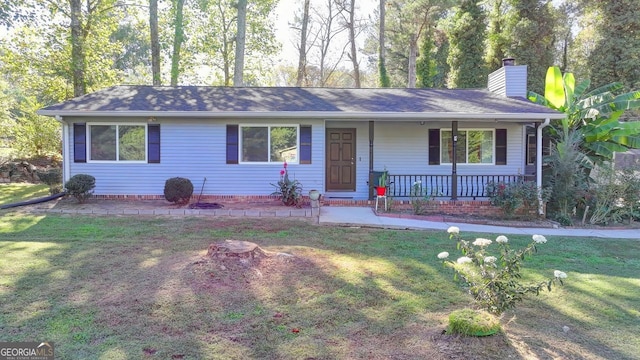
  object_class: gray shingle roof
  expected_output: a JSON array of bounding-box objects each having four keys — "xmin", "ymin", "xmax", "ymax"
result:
[{"xmin": 38, "ymin": 86, "xmax": 563, "ymax": 120}]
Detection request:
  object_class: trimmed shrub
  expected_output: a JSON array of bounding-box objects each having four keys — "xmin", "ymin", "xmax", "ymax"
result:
[
  {"xmin": 65, "ymin": 174, "xmax": 95, "ymax": 203},
  {"xmin": 164, "ymin": 177, "xmax": 194, "ymax": 204},
  {"xmin": 37, "ymin": 168, "xmax": 63, "ymax": 194}
]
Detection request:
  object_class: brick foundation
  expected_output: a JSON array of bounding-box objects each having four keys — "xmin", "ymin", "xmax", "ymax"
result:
[
  {"xmin": 91, "ymin": 194, "xmax": 540, "ymax": 217},
  {"xmin": 389, "ymin": 200, "xmax": 502, "ymax": 217}
]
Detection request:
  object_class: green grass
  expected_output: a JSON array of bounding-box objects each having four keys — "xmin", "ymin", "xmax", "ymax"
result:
[
  {"xmin": 0, "ymin": 183, "xmax": 50, "ymax": 205},
  {"xmin": 0, "ymin": 212, "xmax": 638, "ymax": 360}
]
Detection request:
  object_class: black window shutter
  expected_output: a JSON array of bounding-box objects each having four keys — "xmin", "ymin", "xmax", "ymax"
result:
[
  {"xmin": 73, "ymin": 123, "xmax": 86, "ymax": 163},
  {"xmin": 226, "ymin": 125, "xmax": 239, "ymax": 164},
  {"xmin": 300, "ymin": 125, "xmax": 312, "ymax": 164},
  {"xmin": 428, "ymin": 129, "xmax": 440, "ymax": 165},
  {"xmin": 496, "ymin": 129, "xmax": 507, "ymax": 165},
  {"xmin": 148, "ymin": 124, "xmax": 161, "ymax": 163}
]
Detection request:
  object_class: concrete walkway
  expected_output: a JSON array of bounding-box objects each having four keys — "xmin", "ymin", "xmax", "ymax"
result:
[
  {"xmin": 23, "ymin": 200, "xmax": 640, "ymax": 239},
  {"xmin": 319, "ymin": 206, "xmax": 640, "ymax": 239}
]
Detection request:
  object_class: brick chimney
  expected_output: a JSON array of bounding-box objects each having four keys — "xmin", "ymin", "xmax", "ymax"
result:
[{"xmin": 488, "ymin": 58, "xmax": 528, "ymax": 98}]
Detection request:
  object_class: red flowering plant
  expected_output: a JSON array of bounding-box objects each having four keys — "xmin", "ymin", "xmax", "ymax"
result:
[{"xmin": 271, "ymin": 161, "xmax": 303, "ymax": 207}]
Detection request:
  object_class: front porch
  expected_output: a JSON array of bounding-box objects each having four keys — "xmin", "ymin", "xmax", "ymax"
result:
[{"xmin": 383, "ymin": 173, "xmax": 535, "ymax": 199}]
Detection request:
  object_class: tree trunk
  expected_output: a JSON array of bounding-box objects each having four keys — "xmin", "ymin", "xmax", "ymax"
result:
[
  {"xmin": 233, "ymin": 0, "xmax": 247, "ymax": 86},
  {"xmin": 408, "ymin": 33, "xmax": 417, "ymax": 88},
  {"xmin": 150, "ymin": 0, "xmax": 161, "ymax": 86},
  {"xmin": 296, "ymin": 0, "xmax": 311, "ymax": 87},
  {"xmin": 170, "ymin": 0, "xmax": 185, "ymax": 86},
  {"xmin": 70, "ymin": 0, "xmax": 86, "ymax": 96},
  {"xmin": 378, "ymin": 0, "xmax": 389, "ymax": 87},
  {"xmin": 348, "ymin": 0, "xmax": 360, "ymax": 87}
]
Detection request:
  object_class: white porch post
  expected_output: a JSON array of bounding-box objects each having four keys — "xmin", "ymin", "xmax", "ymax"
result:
[
  {"xmin": 536, "ymin": 118, "xmax": 551, "ymax": 215},
  {"xmin": 368, "ymin": 120, "xmax": 374, "ymax": 200},
  {"xmin": 56, "ymin": 116, "xmax": 71, "ymax": 185}
]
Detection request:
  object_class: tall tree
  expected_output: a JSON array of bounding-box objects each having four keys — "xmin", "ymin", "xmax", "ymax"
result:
[
  {"xmin": 485, "ymin": 0, "xmax": 507, "ymax": 72},
  {"xmin": 336, "ymin": 0, "xmax": 361, "ymax": 87},
  {"xmin": 386, "ymin": 0, "xmax": 453, "ymax": 88},
  {"xmin": 378, "ymin": 0, "xmax": 390, "ymax": 87},
  {"xmin": 233, "ymin": 0, "xmax": 247, "ymax": 86},
  {"xmin": 170, "ymin": 0, "xmax": 185, "ymax": 86},
  {"xmin": 0, "ymin": 0, "xmax": 33, "ymax": 28},
  {"xmin": 565, "ymin": 2, "xmax": 595, "ymax": 83},
  {"xmin": 415, "ymin": 29, "xmax": 434, "ymax": 87},
  {"xmin": 587, "ymin": 0, "xmax": 640, "ymax": 90},
  {"xmin": 295, "ymin": 0, "xmax": 311, "ymax": 86},
  {"xmin": 192, "ymin": 0, "xmax": 278, "ymax": 86},
  {"xmin": 309, "ymin": 0, "xmax": 348, "ymax": 86},
  {"xmin": 431, "ymin": 27, "xmax": 450, "ymax": 88},
  {"xmin": 554, "ymin": 1, "xmax": 577, "ymax": 74},
  {"xmin": 503, "ymin": 0, "xmax": 556, "ymax": 94},
  {"xmin": 69, "ymin": 0, "xmax": 86, "ymax": 96},
  {"xmin": 4, "ymin": 0, "xmax": 122, "ymax": 97},
  {"xmin": 150, "ymin": 0, "xmax": 161, "ymax": 85},
  {"xmin": 446, "ymin": 0, "xmax": 486, "ymax": 88}
]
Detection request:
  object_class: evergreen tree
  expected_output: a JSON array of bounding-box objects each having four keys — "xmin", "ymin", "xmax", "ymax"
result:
[
  {"xmin": 446, "ymin": 0, "xmax": 486, "ymax": 88},
  {"xmin": 432, "ymin": 28, "xmax": 450, "ymax": 88},
  {"xmin": 416, "ymin": 31, "xmax": 435, "ymax": 88},
  {"xmin": 587, "ymin": 0, "xmax": 640, "ymax": 90},
  {"xmin": 485, "ymin": 0, "xmax": 507, "ymax": 72},
  {"xmin": 503, "ymin": 0, "xmax": 556, "ymax": 94}
]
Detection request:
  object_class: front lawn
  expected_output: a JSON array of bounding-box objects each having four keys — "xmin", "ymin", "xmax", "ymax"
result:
[
  {"xmin": 0, "ymin": 213, "xmax": 638, "ymax": 359},
  {"xmin": 0, "ymin": 183, "xmax": 50, "ymax": 205}
]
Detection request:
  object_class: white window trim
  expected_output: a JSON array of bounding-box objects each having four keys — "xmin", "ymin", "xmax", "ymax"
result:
[
  {"xmin": 440, "ymin": 128, "xmax": 495, "ymax": 165},
  {"xmin": 87, "ymin": 123, "xmax": 148, "ymax": 163},
  {"xmin": 239, "ymin": 124, "xmax": 300, "ymax": 164}
]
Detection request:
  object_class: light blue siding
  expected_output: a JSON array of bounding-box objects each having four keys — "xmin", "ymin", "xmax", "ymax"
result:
[
  {"xmin": 372, "ymin": 121, "xmax": 525, "ymax": 176},
  {"xmin": 68, "ymin": 118, "xmax": 325, "ymax": 196},
  {"xmin": 66, "ymin": 117, "xmax": 530, "ymax": 199},
  {"xmin": 488, "ymin": 65, "xmax": 528, "ymax": 98}
]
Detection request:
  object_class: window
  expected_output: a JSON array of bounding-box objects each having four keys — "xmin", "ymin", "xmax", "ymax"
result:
[
  {"xmin": 441, "ymin": 129, "xmax": 494, "ymax": 164},
  {"xmin": 240, "ymin": 125, "xmax": 298, "ymax": 163},
  {"xmin": 89, "ymin": 124, "xmax": 146, "ymax": 162}
]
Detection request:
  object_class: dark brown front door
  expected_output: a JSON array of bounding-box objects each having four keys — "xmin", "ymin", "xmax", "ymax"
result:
[{"xmin": 326, "ymin": 128, "xmax": 356, "ymax": 191}]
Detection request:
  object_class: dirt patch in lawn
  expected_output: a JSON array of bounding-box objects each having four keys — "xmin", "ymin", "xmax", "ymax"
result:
[{"xmin": 186, "ymin": 244, "xmax": 302, "ymax": 291}]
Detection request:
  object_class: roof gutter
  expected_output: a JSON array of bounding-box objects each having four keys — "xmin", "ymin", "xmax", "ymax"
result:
[{"xmin": 37, "ymin": 110, "xmax": 565, "ymax": 121}]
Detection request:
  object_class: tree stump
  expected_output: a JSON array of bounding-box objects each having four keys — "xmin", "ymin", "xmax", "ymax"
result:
[{"xmin": 206, "ymin": 240, "xmax": 269, "ymax": 259}]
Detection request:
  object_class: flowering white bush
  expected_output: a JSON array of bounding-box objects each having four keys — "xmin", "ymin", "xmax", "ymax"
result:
[
  {"xmin": 472, "ymin": 238, "xmax": 492, "ymax": 247},
  {"xmin": 532, "ymin": 234, "xmax": 548, "ymax": 244},
  {"xmin": 440, "ymin": 229, "xmax": 567, "ymax": 315},
  {"xmin": 554, "ymin": 270, "xmax": 568, "ymax": 279}
]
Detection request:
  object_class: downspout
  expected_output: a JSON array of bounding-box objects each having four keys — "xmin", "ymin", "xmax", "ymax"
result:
[
  {"xmin": 536, "ymin": 117, "xmax": 550, "ymax": 215},
  {"xmin": 55, "ymin": 115, "xmax": 71, "ymax": 185}
]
